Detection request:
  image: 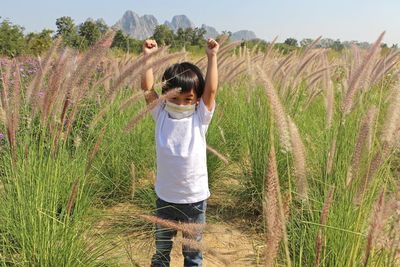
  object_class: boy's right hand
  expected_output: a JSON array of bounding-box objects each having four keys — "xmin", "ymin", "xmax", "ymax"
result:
[{"xmin": 143, "ymin": 39, "xmax": 158, "ymax": 56}]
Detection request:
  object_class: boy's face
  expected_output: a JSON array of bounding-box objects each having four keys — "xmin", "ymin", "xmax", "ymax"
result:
[{"xmin": 168, "ymin": 88, "xmax": 199, "ymax": 106}]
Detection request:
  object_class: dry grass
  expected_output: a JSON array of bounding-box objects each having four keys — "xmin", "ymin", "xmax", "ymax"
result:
[
  {"xmin": 314, "ymin": 187, "xmax": 335, "ymax": 267},
  {"xmin": 263, "ymin": 141, "xmax": 287, "ymax": 267},
  {"xmin": 1, "ymin": 31, "xmax": 399, "ymax": 267},
  {"xmin": 256, "ymin": 66, "xmax": 292, "ymax": 153},
  {"xmin": 346, "ymin": 107, "xmax": 378, "ymax": 187},
  {"xmin": 342, "ymin": 32, "xmax": 385, "ymax": 114},
  {"xmin": 207, "ymin": 145, "xmax": 229, "ymax": 165},
  {"xmin": 363, "ymin": 189, "xmax": 386, "ymax": 267},
  {"xmin": 288, "ymin": 116, "xmax": 308, "ymax": 200}
]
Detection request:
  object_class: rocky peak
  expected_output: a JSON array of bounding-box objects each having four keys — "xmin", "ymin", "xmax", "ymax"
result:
[
  {"xmin": 114, "ymin": 10, "xmax": 158, "ymax": 39},
  {"xmin": 230, "ymin": 30, "xmax": 257, "ymax": 41},
  {"xmin": 201, "ymin": 24, "xmax": 219, "ymax": 39},
  {"xmin": 164, "ymin": 15, "xmax": 195, "ymax": 32},
  {"xmin": 114, "ymin": 11, "xmax": 258, "ymax": 41}
]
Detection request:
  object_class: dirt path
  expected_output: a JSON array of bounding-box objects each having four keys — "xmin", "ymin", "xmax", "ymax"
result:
[
  {"xmin": 97, "ymin": 203, "xmax": 258, "ymax": 267},
  {"xmin": 168, "ymin": 224, "xmax": 256, "ymax": 266}
]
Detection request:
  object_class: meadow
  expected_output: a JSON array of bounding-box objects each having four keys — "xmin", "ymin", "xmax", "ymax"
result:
[{"xmin": 0, "ymin": 31, "xmax": 399, "ymax": 266}]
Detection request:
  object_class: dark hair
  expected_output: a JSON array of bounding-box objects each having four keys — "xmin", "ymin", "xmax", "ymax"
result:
[{"xmin": 161, "ymin": 62, "xmax": 205, "ymax": 97}]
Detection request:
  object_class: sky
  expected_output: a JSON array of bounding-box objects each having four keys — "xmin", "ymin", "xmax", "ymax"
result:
[{"xmin": 2, "ymin": 0, "xmax": 400, "ymax": 45}]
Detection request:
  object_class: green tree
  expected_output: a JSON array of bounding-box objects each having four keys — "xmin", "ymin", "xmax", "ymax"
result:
[
  {"xmin": 56, "ymin": 16, "xmax": 75, "ymax": 36},
  {"xmin": 176, "ymin": 28, "xmax": 189, "ymax": 48},
  {"xmin": 182, "ymin": 27, "xmax": 194, "ymax": 47},
  {"xmin": 331, "ymin": 39, "xmax": 344, "ymax": 51},
  {"xmin": 78, "ymin": 20, "xmax": 101, "ymax": 47},
  {"xmin": 126, "ymin": 38, "xmax": 143, "ymax": 54},
  {"xmin": 0, "ymin": 19, "xmax": 26, "ymax": 57},
  {"xmin": 56, "ymin": 16, "xmax": 80, "ymax": 48},
  {"xmin": 284, "ymin": 37, "xmax": 298, "ymax": 47},
  {"xmin": 174, "ymin": 27, "xmax": 206, "ymax": 48},
  {"xmin": 96, "ymin": 19, "xmax": 109, "ymax": 34},
  {"xmin": 320, "ymin": 38, "xmax": 334, "ymax": 48},
  {"xmin": 152, "ymin": 25, "xmax": 174, "ymax": 46},
  {"xmin": 111, "ymin": 30, "xmax": 128, "ymax": 50},
  {"xmin": 190, "ymin": 27, "xmax": 206, "ymax": 46},
  {"xmin": 300, "ymin": 38, "xmax": 313, "ymax": 47},
  {"xmin": 25, "ymin": 29, "xmax": 53, "ymax": 56},
  {"xmin": 111, "ymin": 30, "xmax": 142, "ymax": 54}
]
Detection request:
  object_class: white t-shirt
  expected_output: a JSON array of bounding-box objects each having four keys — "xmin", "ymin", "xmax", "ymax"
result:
[{"xmin": 151, "ymin": 98, "xmax": 215, "ymax": 204}]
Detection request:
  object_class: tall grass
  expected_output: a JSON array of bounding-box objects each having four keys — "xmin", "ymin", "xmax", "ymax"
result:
[
  {"xmin": 0, "ymin": 31, "xmax": 399, "ymax": 266},
  {"xmin": 0, "ymin": 142, "xmax": 109, "ymax": 266}
]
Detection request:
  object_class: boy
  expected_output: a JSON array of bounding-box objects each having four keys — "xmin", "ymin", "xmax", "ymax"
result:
[{"xmin": 141, "ymin": 38, "xmax": 219, "ymax": 267}]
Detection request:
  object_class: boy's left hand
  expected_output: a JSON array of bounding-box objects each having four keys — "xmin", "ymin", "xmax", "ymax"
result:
[{"xmin": 206, "ymin": 38, "xmax": 219, "ymax": 57}]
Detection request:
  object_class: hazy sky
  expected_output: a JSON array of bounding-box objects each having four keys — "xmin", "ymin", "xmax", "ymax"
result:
[{"xmin": 2, "ymin": 0, "xmax": 400, "ymax": 45}]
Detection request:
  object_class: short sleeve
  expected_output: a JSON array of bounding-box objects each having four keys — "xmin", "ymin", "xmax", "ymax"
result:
[
  {"xmin": 151, "ymin": 101, "xmax": 164, "ymax": 121},
  {"xmin": 197, "ymin": 98, "xmax": 215, "ymax": 125}
]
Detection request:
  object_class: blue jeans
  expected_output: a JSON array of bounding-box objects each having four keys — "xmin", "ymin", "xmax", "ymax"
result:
[{"xmin": 151, "ymin": 197, "xmax": 207, "ymax": 267}]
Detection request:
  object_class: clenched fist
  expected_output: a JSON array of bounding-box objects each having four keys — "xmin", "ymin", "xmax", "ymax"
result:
[
  {"xmin": 143, "ymin": 39, "xmax": 158, "ymax": 56},
  {"xmin": 206, "ymin": 38, "xmax": 219, "ymax": 57}
]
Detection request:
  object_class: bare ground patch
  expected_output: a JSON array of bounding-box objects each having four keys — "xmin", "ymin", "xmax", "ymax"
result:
[{"xmin": 95, "ymin": 202, "xmax": 258, "ymax": 266}]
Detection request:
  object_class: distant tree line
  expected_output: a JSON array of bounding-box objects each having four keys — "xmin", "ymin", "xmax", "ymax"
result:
[
  {"xmin": 0, "ymin": 16, "xmax": 396, "ymax": 58},
  {"xmin": 111, "ymin": 25, "xmax": 209, "ymax": 54},
  {"xmin": 240, "ymin": 37, "xmax": 394, "ymax": 55},
  {"xmin": 55, "ymin": 16, "xmax": 109, "ymax": 48},
  {"xmin": 0, "ymin": 17, "xmax": 52, "ymax": 57},
  {"xmin": 0, "ymin": 16, "xmax": 110, "ymax": 57},
  {"xmin": 0, "ymin": 17, "xmax": 210, "ymax": 57}
]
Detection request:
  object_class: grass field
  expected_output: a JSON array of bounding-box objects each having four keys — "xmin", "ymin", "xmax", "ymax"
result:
[{"xmin": 0, "ymin": 32, "xmax": 399, "ymax": 266}]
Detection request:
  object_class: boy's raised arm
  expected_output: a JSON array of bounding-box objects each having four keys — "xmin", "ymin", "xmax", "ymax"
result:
[
  {"xmin": 202, "ymin": 39, "xmax": 220, "ymax": 111},
  {"xmin": 141, "ymin": 39, "xmax": 159, "ymax": 105}
]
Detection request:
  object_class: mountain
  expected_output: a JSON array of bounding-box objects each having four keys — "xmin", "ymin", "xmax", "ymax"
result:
[
  {"xmin": 113, "ymin": 10, "xmax": 158, "ymax": 40},
  {"xmin": 201, "ymin": 24, "xmax": 219, "ymax": 39},
  {"xmin": 230, "ymin": 30, "xmax": 257, "ymax": 41},
  {"xmin": 114, "ymin": 10, "xmax": 258, "ymax": 41},
  {"xmin": 164, "ymin": 15, "xmax": 195, "ymax": 32}
]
